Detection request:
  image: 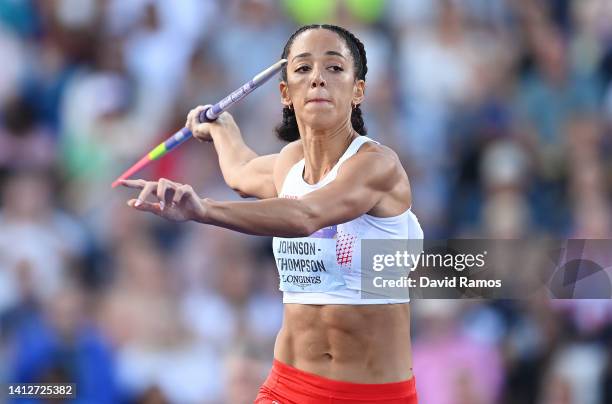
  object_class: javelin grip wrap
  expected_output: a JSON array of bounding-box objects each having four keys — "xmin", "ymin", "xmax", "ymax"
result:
[
  {"xmin": 197, "ymin": 105, "xmax": 216, "ymax": 123},
  {"xmin": 197, "ymin": 80, "xmax": 256, "ymax": 123}
]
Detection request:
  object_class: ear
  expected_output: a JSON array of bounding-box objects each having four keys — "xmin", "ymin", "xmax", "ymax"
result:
[
  {"xmin": 280, "ymin": 81, "xmax": 292, "ymax": 107},
  {"xmin": 352, "ymin": 79, "xmax": 365, "ymax": 106}
]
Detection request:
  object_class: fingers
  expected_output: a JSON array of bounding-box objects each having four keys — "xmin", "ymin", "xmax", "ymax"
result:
[
  {"xmin": 172, "ymin": 184, "xmax": 196, "ymax": 206},
  {"xmin": 120, "ymin": 179, "xmax": 146, "ymax": 189},
  {"xmin": 122, "ymin": 178, "xmax": 182, "ymax": 205},
  {"xmin": 185, "ymin": 107, "xmax": 197, "ymax": 128},
  {"xmin": 123, "ymin": 178, "xmax": 199, "ymax": 219},
  {"xmin": 186, "ymin": 105, "xmax": 208, "ymax": 127},
  {"xmin": 128, "ymin": 199, "xmax": 162, "ymax": 215},
  {"xmin": 186, "ymin": 105, "xmax": 214, "ymax": 142},
  {"xmin": 135, "ymin": 181, "xmax": 158, "ymax": 207},
  {"xmin": 194, "ymin": 105, "xmax": 211, "ymax": 124},
  {"xmin": 156, "ymin": 178, "xmax": 178, "ymax": 210}
]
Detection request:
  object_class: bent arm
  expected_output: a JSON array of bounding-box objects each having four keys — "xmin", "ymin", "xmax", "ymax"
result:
[
  {"xmin": 197, "ymin": 151, "xmax": 398, "ymax": 237},
  {"xmin": 210, "ymin": 130, "xmax": 277, "ymax": 199},
  {"xmin": 188, "ymin": 107, "xmax": 277, "ymax": 199}
]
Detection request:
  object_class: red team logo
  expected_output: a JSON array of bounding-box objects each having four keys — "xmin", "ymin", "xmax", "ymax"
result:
[{"xmin": 336, "ymin": 231, "xmax": 357, "ymax": 267}]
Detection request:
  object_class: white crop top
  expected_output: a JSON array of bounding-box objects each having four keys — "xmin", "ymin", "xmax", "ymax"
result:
[{"xmin": 272, "ymin": 136, "xmax": 424, "ymax": 305}]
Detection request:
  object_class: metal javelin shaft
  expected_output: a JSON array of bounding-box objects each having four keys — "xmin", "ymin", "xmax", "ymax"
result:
[{"xmin": 111, "ymin": 59, "xmax": 287, "ymax": 188}]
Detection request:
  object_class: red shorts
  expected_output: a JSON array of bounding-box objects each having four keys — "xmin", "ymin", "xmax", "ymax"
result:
[{"xmin": 255, "ymin": 359, "xmax": 418, "ymax": 404}]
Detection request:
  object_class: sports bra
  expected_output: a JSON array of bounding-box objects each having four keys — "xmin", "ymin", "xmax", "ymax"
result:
[{"xmin": 272, "ymin": 135, "xmax": 424, "ymax": 305}]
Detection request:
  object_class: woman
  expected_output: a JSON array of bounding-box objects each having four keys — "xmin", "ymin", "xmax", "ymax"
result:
[{"xmin": 122, "ymin": 24, "xmax": 422, "ymax": 403}]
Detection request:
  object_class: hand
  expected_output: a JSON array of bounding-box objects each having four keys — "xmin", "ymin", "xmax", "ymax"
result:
[
  {"xmin": 186, "ymin": 105, "xmax": 240, "ymax": 143},
  {"xmin": 121, "ymin": 178, "xmax": 208, "ymax": 223}
]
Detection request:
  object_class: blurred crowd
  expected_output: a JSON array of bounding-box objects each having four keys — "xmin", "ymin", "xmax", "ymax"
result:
[{"xmin": 0, "ymin": 0, "xmax": 611, "ymax": 403}]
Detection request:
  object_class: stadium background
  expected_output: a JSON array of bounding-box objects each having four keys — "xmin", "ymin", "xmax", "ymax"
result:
[{"xmin": 0, "ymin": 0, "xmax": 611, "ymax": 403}]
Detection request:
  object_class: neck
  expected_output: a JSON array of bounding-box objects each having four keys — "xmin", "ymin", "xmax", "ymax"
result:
[{"xmin": 298, "ymin": 119, "xmax": 358, "ymax": 184}]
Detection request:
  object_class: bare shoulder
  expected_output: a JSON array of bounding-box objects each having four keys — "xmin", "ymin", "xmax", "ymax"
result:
[
  {"xmin": 341, "ymin": 141, "xmax": 406, "ymax": 189},
  {"xmin": 273, "ymin": 140, "xmax": 304, "ymax": 193},
  {"xmin": 279, "ymin": 139, "xmax": 304, "ymax": 159},
  {"xmin": 358, "ymin": 141, "xmax": 401, "ymax": 162},
  {"xmin": 340, "ymin": 140, "xmax": 412, "ymax": 214}
]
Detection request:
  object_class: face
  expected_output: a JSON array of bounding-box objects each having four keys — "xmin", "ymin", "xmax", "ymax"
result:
[{"xmin": 280, "ymin": 29, "xmax": 365, "ymax": 132}]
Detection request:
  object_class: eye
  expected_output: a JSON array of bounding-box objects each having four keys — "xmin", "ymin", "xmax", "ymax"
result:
[
  {"xmin": 295, "ymin": 65, "xmax": 311, "ymax": 73},
  {"xmin": 328, "ymin": 65, "xmax": 344, "ymax": 72}
]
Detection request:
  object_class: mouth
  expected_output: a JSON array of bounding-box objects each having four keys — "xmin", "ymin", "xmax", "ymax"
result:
[{"xmin": 306, "ymin": 98, "xmax": 332, "ymax": 104}]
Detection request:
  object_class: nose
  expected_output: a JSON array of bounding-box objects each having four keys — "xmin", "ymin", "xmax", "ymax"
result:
[{"xmin": 310, "ymin": 68, "xmax": 326, "ymax": 88}]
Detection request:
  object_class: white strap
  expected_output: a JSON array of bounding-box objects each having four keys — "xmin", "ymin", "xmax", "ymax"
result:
[
  {"xmin": 337, "ymin": 136, "xmax": 377, "ymax": 165},
  {"xmin": 283, "ymin": 136, "xmax": 378, "ymax": 190}
]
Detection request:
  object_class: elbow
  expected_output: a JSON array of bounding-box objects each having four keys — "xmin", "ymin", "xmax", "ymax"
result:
[
  {"xmin": 233, "ymin": 187, "xmax": 251, "ymax": 198},
  {"xmin": 225, "ymin": 176, "xmax": 239, "ymax": 192},
  {"xmin": 226, "ymin": 176, "xmax": 250, "ymax": 198},
  {"xmin": 291, "ymin": 202, "xmax": 319, "ymax": 237},
  {"xmin": 292, "ymin": 222, "xmax": 314, "ymax": 238}
]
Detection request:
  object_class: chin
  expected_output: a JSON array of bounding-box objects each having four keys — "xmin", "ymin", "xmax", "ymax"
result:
[
  {"xmin": 302, "ymin": 115, "xmax": 338, "ymax": 131},
  {"xmin": 302, "ymin": 110, "xmax": 339, "ymax": 126}
]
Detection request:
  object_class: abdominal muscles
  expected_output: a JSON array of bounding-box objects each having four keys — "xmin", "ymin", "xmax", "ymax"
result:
[{"xmin": 274, "ymin": 303, "xmax": 413, "ymax": 383}]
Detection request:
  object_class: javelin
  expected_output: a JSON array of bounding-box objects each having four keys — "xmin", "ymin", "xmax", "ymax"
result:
[{"xmin": 111, "ymin": 59, "xmax": 287, "ymax": 188}]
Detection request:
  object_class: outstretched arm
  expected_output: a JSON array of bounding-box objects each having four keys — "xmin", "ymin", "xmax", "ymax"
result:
[
  {"xmin": 122, "ymin": 148, "xmax": 402, "ymax": 238},
  {"xmin": 186, "ymin": 105, "xmax": 277, "ymax": 199}
]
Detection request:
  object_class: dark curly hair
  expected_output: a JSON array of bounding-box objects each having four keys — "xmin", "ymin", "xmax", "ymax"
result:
[{"xmin": 275, "ymin": 24, "xmax": 368, "ymax": 142}]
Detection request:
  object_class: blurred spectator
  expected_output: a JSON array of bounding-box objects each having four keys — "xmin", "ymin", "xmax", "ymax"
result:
[
  {"xmin": 0, "ymin": 169, "xmax": 87, "ymax": 310},
  {"xmin": 180, "ymin": 231, "xmax": 282, "ymax": 351},
  {"xmin": 412, "ymin": 300, "xmax": 504, "ymax": 404},
  {"xmin": 8, "ymin": 283, "xmax": 118, "ymax": 403},
  {"xmin": 224, "ymin": 341, "xmax": 272, "ymax": 404},
  {"xmin": 0, "ymin": 95, "xmax": 56, "ymax": 171}
]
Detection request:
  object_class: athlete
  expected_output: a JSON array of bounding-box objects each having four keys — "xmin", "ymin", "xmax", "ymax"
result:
[{"xmin": 121, "ymin": 24, "xmax": 422, "ymax": 403}]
